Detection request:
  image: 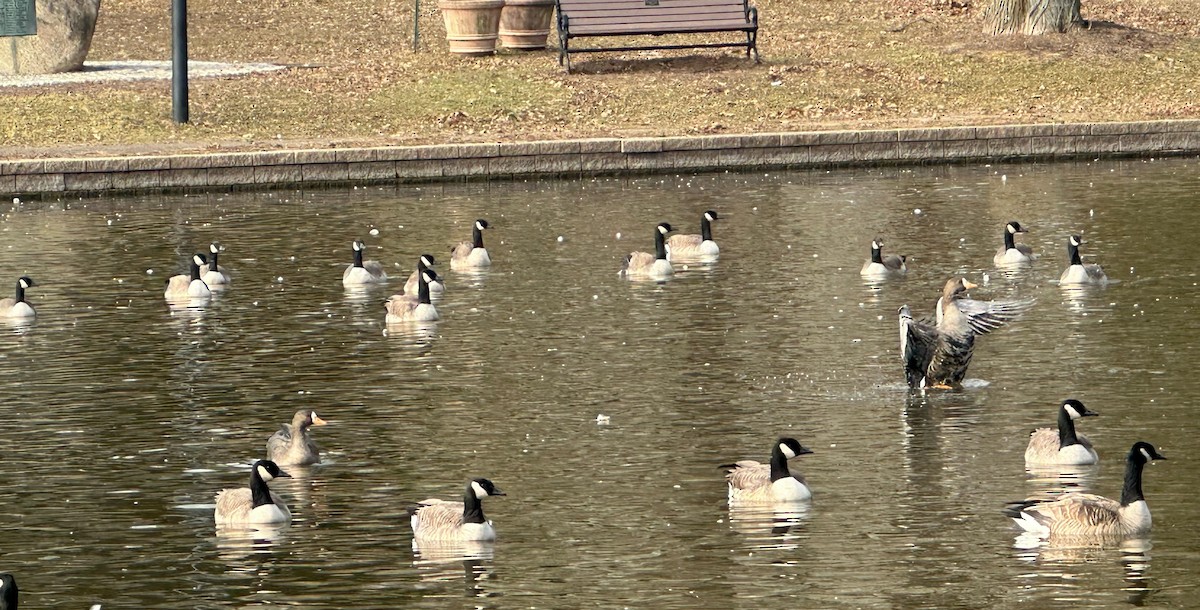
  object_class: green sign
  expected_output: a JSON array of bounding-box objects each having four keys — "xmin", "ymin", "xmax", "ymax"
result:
[{"xmin": 0, "ymin": 0, "xmax": 37, "ymax": 37}]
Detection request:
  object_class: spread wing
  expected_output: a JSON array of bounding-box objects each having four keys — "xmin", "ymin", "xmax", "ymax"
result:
[
  {"xmin": 722, "ymin": 460, "xmax": 770, "ymax": 491},
  {"xmin": 954, "ymin": 298, "xmax": 1035, "ymax": 335},
  {"xmin": 899, "ymin": 305, "xmax": 938, "ymax": 388}
]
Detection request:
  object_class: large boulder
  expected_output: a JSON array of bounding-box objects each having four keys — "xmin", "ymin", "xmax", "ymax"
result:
[{"xmin": 1, "ymin": 0, "xmax": 101, "ymax": 75}]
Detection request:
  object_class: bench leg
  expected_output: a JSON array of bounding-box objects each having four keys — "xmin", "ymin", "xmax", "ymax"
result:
[{"xmin": 746, "ymin": 6, "xmax": 760, "ymax": 63}]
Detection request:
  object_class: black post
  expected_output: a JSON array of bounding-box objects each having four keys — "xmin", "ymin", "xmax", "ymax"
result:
[{"xmin": 171, "ymin": 0, "xmax": 189, "ymax": 123}]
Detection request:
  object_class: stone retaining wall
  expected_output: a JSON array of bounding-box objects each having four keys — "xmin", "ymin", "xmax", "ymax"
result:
[{"xmin": 3, "ymin": 120, "xmax": 1199, "ymax": 197}]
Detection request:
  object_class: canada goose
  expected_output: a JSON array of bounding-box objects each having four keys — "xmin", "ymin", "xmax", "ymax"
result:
[
  {"xmin": 450, "ymin": 219, "xmax": 492, "ymax": 270},
  {"xmin": 993, "ymin": 220, "xmax": 1036, "ymax": 265},
  {"xmin": 343, "ymin": 239, "xmax": 388, "ymax": 286},
  {"xmin": 721, "ymin": 438, "xmax": 815, "ymax": 503},
  {"xmin": 199, "ymin": 242, "xmax": 230, "ymax": 286},
  {"xmin": 0, "ymin": 573, "xmax": 15, "ymax": 610},
  {"xmin": 164, "ymin": 254, "xmax": 212, "ymax": 299},
  {"xmin": 860, "ymin": 238, "xmax": 907, "ymax": 278},
  {"xmin": 266, "ymin": 410, "xmax": 328, "ymax": 466},
  {"xmin": 0, "ymin": 276, "xmax": 36, "ymax": 319},
  {"xmin": 666, "ymin": 210, "xmax": 720, "ymax": 263},
  {"xmin": 408, "ymin": 478, "xmax": 505, "ymax": 542},
  {"xmin": 1011, "ymin": 441, "xmax": 1167, "ymax": 542},
  {"xmin": 214, "ymin": 460, "xmax": 292, "ymax": 526},
  {"xmin": 1025, "ymin": 399, "xmax": 1099, "ymax": 466},
  {"xmin": 385, "ymin": 269, "xmax": 440, "ymax": 323},
  {"xmin": 1059, "ymin": 235, "xmax": 1109, "ymax": 285},
  {"xmin": 620, "ymin": 222, "xmax": 675, "ymax": 279},
  {"xmin": 404, "ymin": 254, "xmax": 446, "ymax": 295},
  {"xmin": 899, "ymin": 277, "xmax": 1034, "ymax": 389}
]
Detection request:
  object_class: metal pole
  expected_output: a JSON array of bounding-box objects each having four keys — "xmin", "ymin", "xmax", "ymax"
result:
[
  {"xmin": 412, "ymin": 0, "xmax": 420, "ymax": 51},
  {"xmin": 171, "ymin": 0, "xmax": 189, "ymax": 123}
]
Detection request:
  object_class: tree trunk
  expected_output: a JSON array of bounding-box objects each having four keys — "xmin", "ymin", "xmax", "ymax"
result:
[{"xmin": 983, "ymin": 0, "xmax": 1083, "ymax": 35}]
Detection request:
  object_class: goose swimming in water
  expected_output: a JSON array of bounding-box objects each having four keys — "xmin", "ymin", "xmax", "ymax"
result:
[
  {"xmin": 214, "ymin": 460, "xmax": 292, "ymax": 526},
  {"xmin": 994, "ymin": 221, "xmax": 1036, "ymax": 265},
  {"xmin": 621, "ymin": 222, "xmax": 675, "ymax": 279},
  {"xmin": 1010, "ymin": 442, "xmax": 1167, "ymax": 543},
  {"xmin": 0, "ymin": 276, "xmax": 36, "ymax": 319},
  {"xmin": 408, "ymin": 478, "xmax": 505, "ymax": 542},
  {"xmin": 450, "ymin": 219, "xmax": 492, "ymax": 270},
  {"xmin": 666, "ymin": 210, "xmax": 720, "ymax": 263},
  {"xmin": 1025, "ymin": 399, "xmax": 1099, "ymax": 466},
  {"xmin": 266, "ymin": 410, "xmax": 328, "ymax": 466},
  {"xmin": 721, "ymin": 438, "xmax": 815, "ymax": 504},
  {"xmin": 899, "ymin": 277, "xmax": 1034, "ymax": 389},
  {"xmin": 164, "ymin": 254, "xmax": 212, "ymax": 300},
  {"xmin": 404, "ymin": 254, "xmax": 446, "ymax": 295},
  {"xmin": 384, "ymin": 268, "xmax": 440, "ymax": 323},
  {"xmin": 860, "ymin": 238, "xmax": 907, "ymax": 278},
  {"xmin": 1059, "ymin": 235, "xmax": 1109, "ymax": 285},
  {"xmin": 343, "ymin": 239, "xmax": 388, "ymax": 286}
]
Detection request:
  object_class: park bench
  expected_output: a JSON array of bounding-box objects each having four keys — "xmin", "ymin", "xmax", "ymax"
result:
[{"xmin": 555, "ymin": 0, "xmax": 759, "ymax": 72}]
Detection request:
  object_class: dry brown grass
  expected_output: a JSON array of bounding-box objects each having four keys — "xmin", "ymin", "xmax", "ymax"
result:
[{"xmin": 1, "ymin": 0, "xmax": 1198, "ymax": 159}]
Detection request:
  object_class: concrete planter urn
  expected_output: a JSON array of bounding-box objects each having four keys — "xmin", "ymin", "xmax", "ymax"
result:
[
  {"xmin": 499, "ymin": 0, "xmax": 554, "ymax": 50},
  {"xmin": 0, "ymin": 0, "xmax": 101, "ymax": 75},
  {"xmin": 438, "ymin": 0, "xmax": 505, "ymax": 56}
]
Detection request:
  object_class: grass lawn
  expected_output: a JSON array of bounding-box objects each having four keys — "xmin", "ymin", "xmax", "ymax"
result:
[{"xmin": 1, "ymin": 0, "xmax": 1198, "ymax": 158}]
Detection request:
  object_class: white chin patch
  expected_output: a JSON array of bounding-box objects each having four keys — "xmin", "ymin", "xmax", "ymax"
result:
[
  {"xmin": 476, "ymin": 221, "xmax": 485, "ymax": 230},
  {"xmin": 471, "ymin": 481, "xmax": 488, "ymax": 498},
  {"xmin": 1070, "ymin": 237, "xmax": 1081, "ymax": 246},
  {"xmin": 780, "ymin": 443, "xmax": 797, "ymax": 459},
  {"xmin": 310, "ymin": 411, "xmax": 318, "ymax": 421},
  {"xmin": 872, "ymin": 241, "xmax": 880, "ymax": 250},
  {"xmin": 1140, "ymin": 448, "xmax": 1153, "ymax": 461},
  {"xmin": 658, "ymin": 226, "xmax": 668, "ymax": 234},
  {"xmin": 704, "ymin": 212, "xmax": 714, "ymax": 221},
  {"xmin": 1065, "ymin": 405, "xmax": 1081, "ymax": 419},
  {"xmin": 257, "ymin": 465, "xmax": 274, "ymax": 481},
  {"xmin": 1008, "ymin": 225, "xmax": 1017, "ymax": 233},
  {"xmin": 422, "ymin": 256, "xmax": 433, "ymax": 266}
]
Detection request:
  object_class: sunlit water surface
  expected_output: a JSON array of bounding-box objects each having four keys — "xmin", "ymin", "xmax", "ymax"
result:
[{"xmin": 1, "ymin": 157, "xmax": 1198, "ymax": 609}]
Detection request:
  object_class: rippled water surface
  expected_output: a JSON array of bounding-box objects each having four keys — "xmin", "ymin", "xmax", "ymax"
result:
[{"xmin": 2, "ymin": 157, "xmax": 1199, "ymax": 609}]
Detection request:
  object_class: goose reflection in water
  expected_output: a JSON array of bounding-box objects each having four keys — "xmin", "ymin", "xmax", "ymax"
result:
[
  {"xmin": 726, "ymin": 504, "xmax": 811, "ymax": 551},
  {"xmin": 1012, "ymin": 536, "xmax": 1155, "ymax": 607},
  {"xmin": 411, "ymin": 540, "xmax": 499, "ymax": 599},
  {"xmin": 215, "ymin": 521, "xmax": 291, "ymax": 564}
]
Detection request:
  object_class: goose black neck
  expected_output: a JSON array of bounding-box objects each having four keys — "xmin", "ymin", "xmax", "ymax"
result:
[
  {"xmin": 701, "ymin": 217, "xmax": 713, "ymax": 242},
  {"xmin": 462, "ymin": 486, "xmax": 487, "ymax": 524},
  {"xmin": 418, "ymin": 274, "xmax": 432, "ymax": 305},
  {"xmin": 768, "ymin": 445, "xmax": 792, "ymax": 482},
  {"xmin": 871, "ymin": 244, "xmax": 883, "ymax": 264},
  {"xmin": 472, "ymin": 226, "xmax": 485, "ymax": 249},
  {"xmin": 417, "ymin": 258, "xmax": 430, "ymax": 273},
  {"xmin": 189, "ymin": 260, "xmax": 203, "ymax": 281},
  {"xmin": 654, "ymin": 229, "xmax": 667, "ymax": 260},
  {"xmin": 13, "ymin": 282, "xmax": 25, "ymax": 304},
  {"xmin": 1068, "ymin": 241, "xmax": 1083, "ymax": 265},
  {"xmin": 1120, "ymin": 453, "xmax": 1147, "ymax": 506},
  {"xmin": 250, "ymin": 468, "xmax": 275, "ymax": 509},
  {"xmin": 1004, "ymin": 230, "xmax": 1017, "ymax": 251},
  {"xmin": 1057, "ymin": 407, "xmax": 1081, "ymax": 448},
  {"xmin": 353, "ymin": 247, "xmax": 364, "ymax": 268},
  {"xmin": 210, "ymin": 250, "xmax": 219, "ymax": 270}
]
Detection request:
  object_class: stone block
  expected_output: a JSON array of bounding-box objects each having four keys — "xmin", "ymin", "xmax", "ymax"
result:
[
  {"xmin": 0, "ymin": 175, "xmax": 15, "ymax": 193},
  {"xmin": 207, "ymin": 166, "xmax": 257, "ymax": 186},
  {"xmin": 43, "ymin": 158, "xmax": 88, "ymax": 173},
  {"xmin": 109, "ymin": 170, "xmax": 163, "ymax": 190},
  {"xmin": 942, "ymin": 138, "xmax": 990, "ymax": 159},
  {"xmin": 1078, "ymin": 135, "xmax": 1122, "ymax": 154},
  {"xmin": 1119, "ymin": 133, "xmax": 1165, "ymax": 153},
  {"xmin": 254, "ymin": 165, "xmax": 303, "ymax": 184},
  {"xmin": 1051, "ymin": 123, "xmax": 1091, "ymax": 136},
  {"xmin": 63, "ymin": 172, "xmax": 112, "ymax": 191},
  {"xmin": 898, "ymin": 127, "xmax": 973, "ymax": 142},
  {"xmin": 660, "ymin": 150, "xmax": 724, "ymax": 170},
  {"xmin": 395, "ymin": 159, "xmax": 444, "ymax": 179},
  {"xmin": 857, "ymin": 129, "xmax": 901, "ymax": 143},
  {"xmin": 739, "ymin": 133, "xmax": 782, "ymax": 148},
  {"xmin": 0, "ymin": 160, "xmax": 45, "ymax": 175},
  {"xmin": 1030, "ymin": 136, "xmax": 1078, "ymax": 156},
  {"xmin": 441, "ymin": 158, "xmax": 491, "ymax": 178},
  {"xmin": 577, "ymin": 138, "xmax": 621, "ymax": 153},
  {"xmin": 334, "ymin": 148, "xmax": 378, "ymax": 163},
  {"xmin": 533, "ymin": 154, "xmax": 581, "ymax": 173},
  {"xmin": 1164, "ymin": 120, "xmax": 1200, "ymax": 133},
  {"xmin": 986, "ymin": 137, "xmax": 1033, "ymax": 157},
  {"xmin": 1090, "ymin": 122, "xmax": 1131, "ymax": 136},
  {"xmin": 84, "ymin": 158, "xmax": 129, "ymax": 172},
  {"xmin": 807, "ymin": 143, "xmax": 857, "ymax": 164},
  {"xmin": 625, "ymin": 152, "xmax": 669, "ymax": 170},
  {"xmin": 301, "ymin": 163, "xmax": 350, "ymax": 182},
  {"xmin": 127, "ymin": 156, "xmax": 171, "ymax": 171},
  {"xmin": 622, "ymin": 139, "xmax": 663, "ymax": 154},
  {"xmin": 660, "ymin": 136, "xmax": 704, "ymax": 151},
  {"xmin": 855, "ymin": 141, "xmax": 902, "ymax": 161},
  {"xmin": 488, "ymin": 156, "xmax": 539, "ymax": 175},
  {"xmin": 458, "ymin": 143, "xmax": 502, "ymax": 158},
  {"xmin": 347, "ymin": 162, "xmax": 397, "ymax": 181},
  {"xmin": 1, "ymin": 0, "xmax": 100, "ymax": 75},
  {"xmin": 1126, "ymin": 120, "xmax": 1171, "ymax": 134},
  {"xmin": 412, "ymin": 145, "xmax": 459, "ymax": 160},
  {"xmin": 371, "ymin": 147, "xmax": 421, "ymax": 162},
  {"xmin": 160, "ymin": 169, "xmax": 209, "ymax": 188},
  {"xmin": 579, "ymin": 153, "xmax": 626, "ymax": 172},
  {"xmin": 293, "ymin": 150, "xmax": 339, "ymax": 165},
  {"xmin": 13, "ymin": 173, "xmax": 64, "ymax": 193}
]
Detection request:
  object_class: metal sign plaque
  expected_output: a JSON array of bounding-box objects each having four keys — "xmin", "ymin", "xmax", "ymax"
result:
[{"xmin": 0, "ymin": 0, "xmax": 38, "ymax": 37}]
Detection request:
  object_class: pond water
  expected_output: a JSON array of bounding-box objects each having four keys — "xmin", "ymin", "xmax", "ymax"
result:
[{"xmin": 1, "ymin": 156, "xmax": 1198, "ymax": 609}]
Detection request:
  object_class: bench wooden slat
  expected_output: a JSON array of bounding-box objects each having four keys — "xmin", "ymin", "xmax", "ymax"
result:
[
  {"xmin": 561, "ymin": 0, "xmax": 740, "ymax": 7},
  {"xmin": 570, "ymin": 21, "xmax": 752, "ymax": 35},
  {"xmin": 571, "ymin": 14, "xmax": 749, "ymax": 27},
  {"xmin": 570, "ymin": 8, "xmax": 748, "ymax": 20}
]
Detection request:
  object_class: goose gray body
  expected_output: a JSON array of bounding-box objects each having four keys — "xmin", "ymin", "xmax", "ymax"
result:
[
  {"xmin": 408, "ymin": 478, "xmax": 505, "ymax": 542},
  {"xmin": 0, "ymin": 276, "xmax": 36, "ymax": 319},
  {"xmin": 722, "ymin": 438, "xmax": 814, "ymax": 503},
  {"xmin": 164, "ymin": 254, "xmax": 212, "ymax": 299},
  {"xmin": 343, "ymin": 239, "xmax": 388, "ymax": 285},
  {"xmin": 450, "ymin": 219, "xmax": 492, "ymax": 270},
  {"xmin": 899, "ymin": 278, "xmax": 1033, "ymax": 389},
  {"xmin": 214, "ymin": 460, "xmax": 292, "ymax": 526},
  {"xmin": 385, "ymin": 269, "xmax": 440, "ymax": 323},
  {"xmin": 666, "ymin": 210, "xmax": 720, "ymax": 263},
  {"xmin": 993, "ymin": 221, "xmax": 1036, "ymax": 265},
  {"xmin": 621, "ymin": 222, "xmax": 675, "ymax": 278},
  {"xmin": 1059, "ymin": 235, "xmax": 1109, "ymax": 285},
  {"xmin": 266, "ymin": 410, "xmax": 328, "ymax": 466},
  {"xmin": 860, "ymin": 238, "xmax": 907, "ymax": 278},
  {"xmin": 1012, "ymin": 442, "xmax": 1166, "ymax": 543},
  {"xmin": 404, "ymin": 254, "xmax": 445, "ymax": 295}
]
